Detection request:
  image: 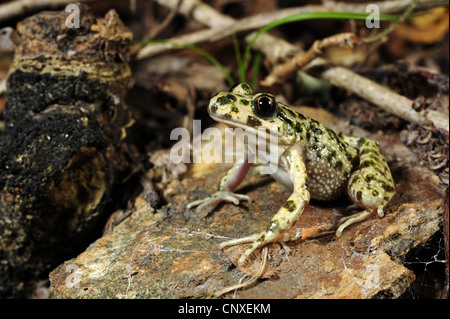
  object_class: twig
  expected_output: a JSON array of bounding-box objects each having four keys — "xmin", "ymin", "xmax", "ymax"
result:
[
  {"xmin": 0, "ymin": 0, "xmax": 98, "ymax": 22},
  {"xmin": 245, "ymin": 4, "xmax": 448, "ymax": 131},
  {"xmin": 147, "ymin": 0, "xmax": 449, "ymax": 132},
  {"xmin": 155, "ymin": 0, "xmax": 234, "ymax": 28},
  {"xmin": 316, "ymin": 61, "xmax": 449, "ymax": 131},
  {"xmin": 261, "ymin": 33, "xmax": 357, "ymax": 86},
  {"xmin": 143, "ymin": 0, "xmax": 182, "ymax": 41},
  {"xmin": 136, "ymin": 0, "xmax": 446, "ymax": 60},
  {"xmin": 323, "ymin": 0, "xmax": 449, "ymax": 13},
  {"xmin": 136, "ymin": 4, "xmax": 328, "ymax": 60}
]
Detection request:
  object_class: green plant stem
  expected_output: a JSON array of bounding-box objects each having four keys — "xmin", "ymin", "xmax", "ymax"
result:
[
  {"xmin": 232, "ymin": 32, "xmax": 245, "ymax": 84},
  {"xmin": 135, "ymin": 11, "xmax": 410, "ymax": 87},
  {"xmin": 251, "ymin": 52, "xmax": 262, "ymax": 91},
  {"xmin": 242, "ymin": 11, "xmax": 403, "ymax": 74}
]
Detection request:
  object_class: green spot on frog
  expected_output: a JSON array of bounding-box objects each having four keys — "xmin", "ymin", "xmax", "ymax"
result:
[
  {"xmin": 358, "ymin": 137, "xmax": 366, "ymax": 146},
  {"xmin": 360, "ymin": 159, "xmax": 376, "ymax": 168},
  {"xmin": 285, "ymin": 107, "xmax": 297, "ymax": 117},
  {"xmin": 267, "ymin": 220, "xmax": 279, "ymax": 231},
  {"xmin": 360, "ymin": 148, "xmax": 373, "ymax": 155},
  {"xmin": 216, "ymin": 94, "xmax": 236, "ymax": 106},
  {"xmin": 240, "ymin": 99, "xmax": 249, "ymax": 106},
  {"xmin": 310, "ymin": 123, "xmax": 322, "ymax": 135},
  {"xmin": 297, "ymin": 112, "xmax": 306, "ymax": 120},
  {"xmin": 293, "ymin": 121, "xmax": 303, "ymax": 133},
  {"xmin": 277, "ymin": 109, "xmax": 304, "ymax": 134},
  {"xmin": 231, "ymin": 105, "xmax": 240, "ymax": 113},
  {"xmin": 239, "ymin": 83, "xmax": 252, "ymax": 95},
  {"xmin": 247, "ymin": 115, "xmax": 262, "ymax": 127},
  {"xmin": 283, "ymin": 200, "xmax": 297, "ymax": 212}
]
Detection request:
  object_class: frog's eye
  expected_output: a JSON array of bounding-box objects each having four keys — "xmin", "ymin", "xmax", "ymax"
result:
[{"xmin": 252, "ymin": 94, "xmax": 278, "ymax": 118}]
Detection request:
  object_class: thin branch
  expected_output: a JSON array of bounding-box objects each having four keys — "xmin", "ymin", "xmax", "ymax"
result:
[
  {"xmin": 323, "ymin": 0, "xmax": 449, "ymax": 13},
  {"xmin": 143, "ymin": 0, "xmax": 182, "ymax": 41},
  {"xmin": 155, "ymin": 0, "xmax": 234, "ymax": 28},
  {"xmin": 0, "ymin": 0, "xmax": 98, "ymax": 22},
  {"xmin": 136, "ymin": 4, "xmax": 327, "ymax": 60},
  {"xmin": 136, "ymin": 0, "xmax": 447, "ymax": 60},
  {"xmin": 260, "ymin": 33, "xmax": 357, "ymax": 86},
  {"xmin": 316, "ymin": 62, "xmax": 449, "ymax": 131}
]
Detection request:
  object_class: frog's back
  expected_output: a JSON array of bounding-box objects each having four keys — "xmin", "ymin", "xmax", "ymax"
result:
[{"xmin": 288, "ymin": 109, "xmax": 357, "ymax": 201}]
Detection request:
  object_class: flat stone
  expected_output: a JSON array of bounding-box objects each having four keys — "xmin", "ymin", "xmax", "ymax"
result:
[{"xmin": 50, "ymin": 108, "xmax": 443, "ymax": 299}]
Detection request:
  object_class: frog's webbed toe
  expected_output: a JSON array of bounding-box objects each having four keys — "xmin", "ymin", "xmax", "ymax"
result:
[
  {"xmin": 187, "ymin": 191, "xmax": 250, "ymax": 211},
  {"xmin": 219, "ymin": 233, "xmax": 266, "ymax": 265},
  {"xmin": 336, "ymin": 209, "xmax": 373, "ymax": 236}
]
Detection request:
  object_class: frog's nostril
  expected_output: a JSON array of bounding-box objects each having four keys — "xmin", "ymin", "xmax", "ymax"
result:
[{"xmin": 208, "ymin": 103, "xmax": 218, "ymax": 114}]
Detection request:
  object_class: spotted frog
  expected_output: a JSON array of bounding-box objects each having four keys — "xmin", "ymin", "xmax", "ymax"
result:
[{"xmin": 188, "ymin": 83, "xmax": 395, "ymax": 265}]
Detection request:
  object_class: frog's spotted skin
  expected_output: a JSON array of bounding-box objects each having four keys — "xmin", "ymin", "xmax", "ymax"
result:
[{"xmin": 188, "ymin": 83, "xmax": 395, "ymax": 265}]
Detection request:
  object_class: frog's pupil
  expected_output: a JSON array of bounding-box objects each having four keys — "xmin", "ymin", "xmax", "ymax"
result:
[{"xmin": 254, "ymin": 95, "xmax": 276, "ymax": 117}]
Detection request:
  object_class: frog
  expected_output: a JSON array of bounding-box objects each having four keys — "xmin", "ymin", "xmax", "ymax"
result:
[{"xmin": 187, "ymin": 83, "xmax": 395, "ymax": 266}]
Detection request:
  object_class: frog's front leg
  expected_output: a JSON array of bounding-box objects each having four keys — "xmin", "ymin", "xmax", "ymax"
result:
[
  {"xmin": 187, "ymin": 149, "xmax": 253, "ymax": 211},
  {"xmin": 220, "ymin": 145, "xmax": 310, "ymax": 265},
  {"xmin": 337, "ymin": 137, "xmax": 396, "ymax": 236}
]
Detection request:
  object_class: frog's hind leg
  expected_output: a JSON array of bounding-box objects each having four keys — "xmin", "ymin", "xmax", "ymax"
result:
[
  {"xmin": 220, "ymin": 146, "xmax": 310, "ymax": 266},
  {"xmin": 337, "ymin": 137, "xmax": 395, "ymax": 235}
]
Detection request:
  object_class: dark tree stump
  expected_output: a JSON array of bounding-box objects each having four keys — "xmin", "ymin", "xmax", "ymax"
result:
[{"xmin": 0, "ymin": 5, "xmax": 133, "ymax": 297}]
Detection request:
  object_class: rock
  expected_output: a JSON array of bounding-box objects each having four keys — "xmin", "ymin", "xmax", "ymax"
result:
[{"xmin": 49, "ymin": 109, "xmax": 443, "ymax": 299}]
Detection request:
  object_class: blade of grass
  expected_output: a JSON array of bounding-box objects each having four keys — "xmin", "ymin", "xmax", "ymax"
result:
[
  {"xmin": 135, "ymin": 11, "xmax": 411, "ymax": 88},
  {"xmin": 250, "ymin": 52, "xmax": 262, "ymax": 91},
  {"xmin": 242, "ymin": 11, "xmax": 404, "ymax": 75},
  {"xmin": 231, "ymin": 32, "xmax": 246, "ymax": 84}
]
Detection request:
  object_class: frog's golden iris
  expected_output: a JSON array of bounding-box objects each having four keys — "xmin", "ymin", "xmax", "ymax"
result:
[{"xmin": 252, "ymin": 94, "xmax": 278, "ymax": 118}]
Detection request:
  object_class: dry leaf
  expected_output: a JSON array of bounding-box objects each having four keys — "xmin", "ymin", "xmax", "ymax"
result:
[{"xmin": 394, "ymin": 7, "xmax": 449, "ymax": 44}]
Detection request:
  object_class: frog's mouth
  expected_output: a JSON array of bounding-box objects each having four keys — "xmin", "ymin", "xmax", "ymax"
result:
[{"xmin": 209, "ymin": 114, "xmax": 283, "ymax": 150}]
